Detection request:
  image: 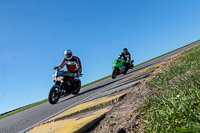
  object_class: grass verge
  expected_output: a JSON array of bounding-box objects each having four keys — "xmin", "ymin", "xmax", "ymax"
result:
[
  {"xmin": 140, "ymin": 44, "xmax": 200, "ymax": 132},
  {"xmin": 0, "ymin": 99, "xmax": 48, "ymax": 119}
]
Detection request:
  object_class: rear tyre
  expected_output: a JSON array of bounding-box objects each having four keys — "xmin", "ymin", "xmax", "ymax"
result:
[
  {"xmin": 48, "ymin": 86, "xmax": 60, "ymax": 104},
  {"xmin": 131, "ymin": 64, "xmax": 134, "ymax": 69},
  {"xmin": 112, "ymin": 67, "xmax": 118, "ymax": 79},
  {"xmin": 72, "ymin": 80, "xmax": 81, "ymax": 95},
  {"xmin": 123, "ymin": 62, "xmax": 129, "ymax": 74},
  {"xmin": 123, "ymin": 66, "xmax": 128, "ymax": 75}
]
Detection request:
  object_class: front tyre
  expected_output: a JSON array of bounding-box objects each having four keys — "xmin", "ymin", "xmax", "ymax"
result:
[
  {"xmin": 112, "ymin": 67, "xmax": 118, "ymax": 79},
  {"xmin": 48, "ymin": 86, "xmax": 60, "ymax": 104}
]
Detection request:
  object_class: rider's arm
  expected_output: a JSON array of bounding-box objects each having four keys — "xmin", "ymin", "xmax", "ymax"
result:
[
  {"xmin": 74, "ymin": 62, "xmax": 79, "ymax": 72},
  {"xmin": 74, "ymin": 56, "xmax": 82, "ymax": 72},
  {"xmin": 117, "ymin": 53, "xmax": 123, "ymax": 61},
  {"xmin": 126, "ymin": 52, "xmax": 131, "ymax": 62},
  {"xmin": 59, "ymin": 57, "xmax": 66, "ymax": 70}
]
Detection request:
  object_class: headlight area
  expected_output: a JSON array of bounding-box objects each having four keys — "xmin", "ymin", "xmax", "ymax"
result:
[{"xmin": 56, "ymin": 76, "xmax": 64, "ymax": 81}]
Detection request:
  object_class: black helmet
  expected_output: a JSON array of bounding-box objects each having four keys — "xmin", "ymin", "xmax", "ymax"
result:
[{"xmin": 123, "ymin": 48, "xmax": 128, "ymax": 54}]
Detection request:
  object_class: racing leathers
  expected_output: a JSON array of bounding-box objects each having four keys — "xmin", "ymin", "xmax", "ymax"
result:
[
  {"xmin": 117, "ymin": 51, "xmax": 131, "ymax": 62},
  {"xmin": 117, "ymin": 51, "xmax": 132, "ymax": 72},
  {"xmin": 58, "ymin": 56, "xmax": 82, "ymax": 80}
]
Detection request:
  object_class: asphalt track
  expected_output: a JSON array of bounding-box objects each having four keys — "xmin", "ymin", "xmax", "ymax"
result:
[{"xmin": 0, "ymin": 40, "xmax": 199, "ymax": 133}]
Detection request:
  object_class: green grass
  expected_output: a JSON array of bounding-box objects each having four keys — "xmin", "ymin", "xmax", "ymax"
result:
[
  {"xmin": 140, "ymin": 44, "xmax": 200, "ymax": 132},
  {"xmin": 0, "ymin": 99, "xmax": 47, "ymax": 119}
]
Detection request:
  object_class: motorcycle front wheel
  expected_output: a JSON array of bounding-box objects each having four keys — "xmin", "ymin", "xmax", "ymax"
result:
[
  {"xmin": 112, "ymin": 67, "xmax": 118, "ymax": 79},
  {"xmin": 48, "ymin": 86, "xmax": 60, "ymax": 104}
]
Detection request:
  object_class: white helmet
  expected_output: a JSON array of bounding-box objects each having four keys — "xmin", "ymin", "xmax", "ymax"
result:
[{"xmin": 64, "ymin": 49, "xmax": 73, "ymax": 60}]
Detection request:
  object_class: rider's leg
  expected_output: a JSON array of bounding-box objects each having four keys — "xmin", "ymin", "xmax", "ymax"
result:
[{"xmin": 73, "ymin": 72, "xmax": 81, "ymax": 90}]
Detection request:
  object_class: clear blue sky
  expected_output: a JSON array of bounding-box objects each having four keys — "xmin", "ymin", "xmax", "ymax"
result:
[{"xmin": 1, "ymin": 0, "xmax": 200, "ymax": 114}]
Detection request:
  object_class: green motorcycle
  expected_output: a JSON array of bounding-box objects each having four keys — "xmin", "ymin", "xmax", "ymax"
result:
[{"xmin": 112, "ymin": 58, "xmax": 134, "ymax": 79}]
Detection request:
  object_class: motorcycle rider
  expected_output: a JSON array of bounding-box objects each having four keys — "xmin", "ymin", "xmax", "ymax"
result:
[
  {"xmin": 53, "ymin": 49, "xmax": 82, "ymax": 82},
  {"xmin": 117, "ymin": 48, "xmax": 133, "ymax": 73}
]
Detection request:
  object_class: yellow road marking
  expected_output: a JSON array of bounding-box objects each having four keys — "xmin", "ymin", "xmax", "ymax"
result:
[
  {"xmin": 28, "ymin": 108, "xmax": 111, "ymax": 133},
  {"xmin": 28, "ymin": 93, "xmax": 126, "ymax": 133},
  {"xmin": 165, "ymin": 52, "xmax": 183, "ymax": 60},
  {"xmin": 128, "ymin": 61, "xmax": 165, "ymax": 79},
  {"xmin": 49, "ymin": 93, "xmax": 126, "ymax": 122}
]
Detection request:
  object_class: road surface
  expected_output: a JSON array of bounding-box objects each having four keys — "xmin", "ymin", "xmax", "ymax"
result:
[{"xmin": 0, "ymin": 40, "xmax": 199, "ymax": 133}]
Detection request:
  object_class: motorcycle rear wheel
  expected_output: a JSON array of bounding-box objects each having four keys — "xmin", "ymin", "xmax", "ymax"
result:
[
  {"xmin": 72, "ymin": 80, "xmax": 81, "ymax": 95},
  {"xmin": 123, "ymin": 67, "xmax": 128, "ymax": 75},
  {"xmin": 48, "ymin": 86, "xmax": 60, "ymax": 104}
]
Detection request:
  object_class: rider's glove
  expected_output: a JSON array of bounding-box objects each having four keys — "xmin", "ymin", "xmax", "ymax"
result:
[
  {"xmin": 117, "ymin": 60, "xmax": 120, "ymax": 63},
  {"xmin": 72, "ymin": 70, "xmax": 78, "ymax": 73},
  {"xmin": 53, "ymin": 66, "xmax": 59, "ymax": 70}
]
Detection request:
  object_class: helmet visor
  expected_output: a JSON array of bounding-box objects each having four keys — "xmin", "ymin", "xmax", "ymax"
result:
[
  {"xmin": 66, "ymin": 53, "xmax": 72, "ymax": 58},
  {"xmin": 123, "ymin": 49, "xmax": 128, "ymax": 54}
]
